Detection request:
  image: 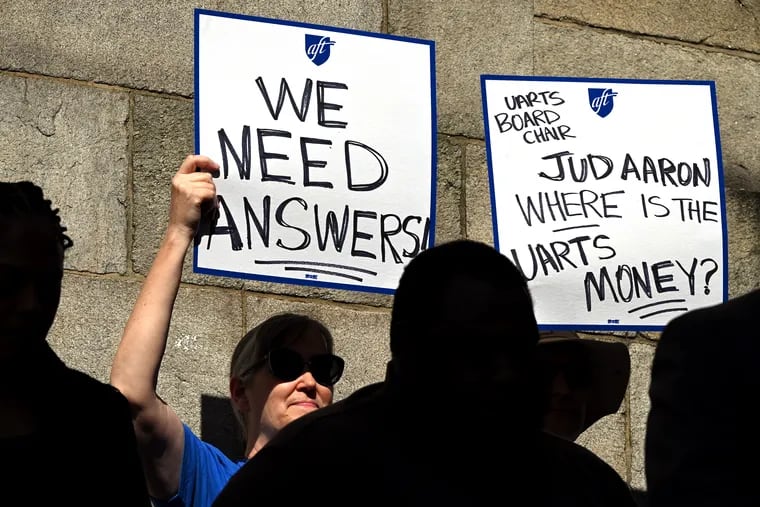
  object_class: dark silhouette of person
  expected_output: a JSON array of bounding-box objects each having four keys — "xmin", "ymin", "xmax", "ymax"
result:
[
  {"xmin": 538, "ymin": 331, "xmax": 630, "ymax": 441},
  {"xmin": 212, "ymin": 239, "xmax": 636, "ymax": 506},
  {"xmin": 0, "ymin": 181, "xmax": 150, "ymax": 506},
  {"xmin": 646, "ymin": 288, "xmax": 760, "ymax": 507}
]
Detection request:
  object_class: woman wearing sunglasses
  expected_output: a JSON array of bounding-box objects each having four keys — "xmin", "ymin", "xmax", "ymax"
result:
[
  {"xmin": 537, "ymin": 331, "xmax": 630, "ymax": 441},
  {"xmin": 110, "ymin": 155, "xmax": 345, "ymax": 507}
]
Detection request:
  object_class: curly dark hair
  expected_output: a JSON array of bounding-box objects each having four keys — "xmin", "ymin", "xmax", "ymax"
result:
[{"xmin": 0, "ymin": 181, "xmax": 74, "ymax": 250}]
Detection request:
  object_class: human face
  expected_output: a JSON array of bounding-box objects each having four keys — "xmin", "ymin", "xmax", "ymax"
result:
[
  {"xmin": 0, "ymin": 218, "xmax": 63, "ymax": 360},
  {"xmin": 540, "ymin": 347, "xmax": 591, "ymax": 441},
  {"xmin": 241, "ymin": 328, "xmax": 335, "ymax": 454}
]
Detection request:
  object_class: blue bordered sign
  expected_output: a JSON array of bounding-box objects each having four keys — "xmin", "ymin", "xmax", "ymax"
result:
[
  {"xmin": 481, "ymin": 75, "xmax": 727, "ymax": 331},
  {"xmin": 194, "ymin": 9, "xmax": 436, "ymax": 294}
]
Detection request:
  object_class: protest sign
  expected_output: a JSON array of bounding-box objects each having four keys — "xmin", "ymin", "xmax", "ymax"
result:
[
  {"xmin": 481, "ymin": 75, "xmax": 727, "ymax": 330},
  {"xmin": 194, "ymin": 9, "xmax": 436, "ymax": 294}
]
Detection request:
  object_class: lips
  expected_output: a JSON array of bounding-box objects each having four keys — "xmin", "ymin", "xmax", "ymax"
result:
[
  {"xmin": 549, "ymin": 401, "xmax": 582, "ymax": 413},
  {"xmin": 291, "ymin": 400, "xmax": 319, "ymax": 410}
]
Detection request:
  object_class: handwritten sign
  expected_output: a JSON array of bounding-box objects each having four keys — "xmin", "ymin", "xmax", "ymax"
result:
[
  {"xmin": 481, "ymin": 76, "xmax": 727, "ymax": 330},
  {"xmin": 194, "ymin": 9, "xmax": 436, "ymax": 294}
]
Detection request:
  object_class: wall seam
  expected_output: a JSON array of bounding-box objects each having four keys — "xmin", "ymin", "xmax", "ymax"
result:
[
  {"xmin": 625, "ymin": 345, "xmax": 633, "ymax": 485},
  {"xmin": 126, "ymin": 92, "xmax": 135, "ymax": 275},
  {"xmin": 535, "ymin": 17, "xmax": 760, "ymax": 61},
  {"xmin": 459, "ymin": 138, "xmax": 468, "ymax": 239},
  {"xmin": 381, "ymin": 0, "xmax": 389, "ymax": 33},
  {"xmin": 0, "ymin": 68, "xmax": 196, "ymax": 100},
  {"xmin": 240, "ymin": 285, "xmax": 248, "ymax": 343}
]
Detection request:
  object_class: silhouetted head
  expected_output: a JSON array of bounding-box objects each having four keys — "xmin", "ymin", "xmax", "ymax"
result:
[
  {"xmin": 390, "ymin": 240, "xmax": 539, "ymax": 401},
  {"xmin": 538, "ymin": 331, "xmax": 630, "ymax": 441},
  {"xmin": 0, "ymin": 182, "xmax": 73, "ymax": 360},
  {"xmin": 229, "ymin": 312, "xmax": 344, "ymax": 457}
]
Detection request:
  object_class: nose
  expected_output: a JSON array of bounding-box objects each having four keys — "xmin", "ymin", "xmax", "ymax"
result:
[
  {"xmin": 551, "ymin": 371, "xmax": 572, "ymax": 396},
  {"xmin": 295, "ymin": 370, "xmax": 318, "ymax": 392}
]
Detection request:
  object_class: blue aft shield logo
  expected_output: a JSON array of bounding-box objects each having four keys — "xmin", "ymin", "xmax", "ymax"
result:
[
  {"xmin": 305, "ymin": 34, "xmax": 335, "ymax": 66},
  {"xmin": 588, "ymin": 88, "xmax": 618, "ymax": 118}
]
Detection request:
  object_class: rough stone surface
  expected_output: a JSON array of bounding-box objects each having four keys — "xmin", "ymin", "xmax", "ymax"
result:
[
  {"xmin": 577, "ymin": 408, "xmax": 628, "ymax": 481},
  {"xmin": 629, "ymin": 341, "xmax": 656, "ymax": 490},
  {"xmin": 48, "ymin": 274, "xmax": 140, "ymax": 383},
  {"xmin": 245, "ymin": 294, "xmax": 391, "ymax": 401},
  {"xmin": 389, "ymin": 0, "xmax": 533, "ymax": 138},
  {"xmin": 217, "ymin": 0, "xmax": 383, "ymax": 32},
  {"xmin": 725, "ymin": 189, "xmax": 760, "ymax": 298},
  {"xmin": 0, "ymin": 75, "xmax": 129, "ymax": 274},
  {"xmin": 131, "ymin": 94, "xmax": 214, "ymax": 276},
  {"xmin": 434, "ymin": 136, "xmax": 463, "ymax": 245},
  {"xmin": 152, "ymin": 283, "xmax": 244, "ymax": 435},
  {"xmin": 464, "ymin": 141, "xmax": 495, "ymax": 245},
  {"xmin": 534, "ymin": 22, "xmax": 760, "ymax": 193},
  {"xmin": 536, "ymin": 0, "xmax": 760, "ymax": 53},
  {"xmin": 0, "ymin": 1, "xmax": 383, "ymax": 96}
]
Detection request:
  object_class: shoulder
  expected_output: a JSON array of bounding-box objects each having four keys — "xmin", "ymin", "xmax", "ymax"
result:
[
  {"xmin": 38, "ymin": 346, "xmax": 127, "ymax": 406},
  {"xmin": 270, "ymin": 381, "xmax": 387, "ymax": 448},
  {"xmin": 656, "ymin": 288, "xmax": 760, "ymax": 367},
  {"xmin": 538, "ymin": 433, "xmax": 635, "ymax": 505},
  {"xmin": 181, "ymin": 423, "xmax": 241, "ymax": 471},
  {"xmin": 49, "ymin": 367, "xmax": 134, "ymax": 428},
  {"xmin": 62, "ymin": 367, "xmax": 130, "ymax": 406},
  {"xmin": 214, "ymin": 383, "xmax": 387, "ymax": 504},
  {"xmin": 663, "ymin": 288, "xmax": 759, "ymax": 338},
  {"xmin": 539, "ymin": 432, "xmax": 614, "ymax": 470},
  {"xmin": 176, "ymin": 424, "xmax": 243, "ymax": 507}
]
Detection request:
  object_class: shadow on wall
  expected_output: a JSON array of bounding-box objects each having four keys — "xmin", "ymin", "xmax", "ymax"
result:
[{"xmin": 201, "ymin": 395, "xmax": 245, "ymax": 462}]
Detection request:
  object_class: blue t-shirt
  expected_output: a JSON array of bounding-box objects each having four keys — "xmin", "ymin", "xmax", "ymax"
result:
[{"xmin": 153, "ymin": 424, "xmax": 246, "ymax": 507}]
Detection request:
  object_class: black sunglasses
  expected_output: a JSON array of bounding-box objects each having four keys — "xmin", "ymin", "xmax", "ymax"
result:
[{"xmin": 245, "ymin": 348, "xmax": 345, "ymax": 387}]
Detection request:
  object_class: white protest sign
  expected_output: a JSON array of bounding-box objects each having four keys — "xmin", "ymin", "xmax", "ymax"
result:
[
  {"xmin": 481, "ymin": 76, "xmax": 727, "ymax": 331},
  {"xmin": 194, "ymin": 9, "xmax": 436, "ymax": 294}
]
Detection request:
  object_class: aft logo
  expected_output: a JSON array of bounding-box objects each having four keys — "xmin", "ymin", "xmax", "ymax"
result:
[
  {"xmin": 305, "ymin": 34, "xmax": 335, "ymax": 66},
  {"xmin": 588, "ymin": 88, "xmax": 618, "ymax": 118}
]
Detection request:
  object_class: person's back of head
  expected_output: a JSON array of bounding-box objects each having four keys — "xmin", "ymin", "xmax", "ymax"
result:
[
  {"xmin": 0, "ymin": 181, "xmax": 73, "ymax": 364},
  {"xmin": 389, "ymin": 240, "xmax": 541, "ymax": 430}
]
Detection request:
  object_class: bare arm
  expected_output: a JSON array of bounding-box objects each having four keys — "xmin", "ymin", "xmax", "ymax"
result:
[{"xmin": 110, "ymin": 155, "xmax": 219, "ymax": 499}]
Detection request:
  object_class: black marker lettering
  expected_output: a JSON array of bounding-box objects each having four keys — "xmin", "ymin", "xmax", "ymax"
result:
[
  {"xmin": 316, "ymin": 81, "xmax": 348, "ymax": 129},
  {"xmin": 218, "ymin": 126, "xmax": 251, "ymax": 180},
  {"xmin": 255, "ymin": 76, "xmax": 313, "ymax": 122},
  {"xmin": 351, "ymin": 210, "xmax": 377, "ymax": 259},
  {"xmin": 257, "ymin": 129, "xmax": 294, "ymax": 185},
  {"xmin": 300, "ymin": 137, "xmax": 333, "ymax": 188},
  {"xmin": 274, "ymin": 197, "xmax": 310, "ymax": 250},
  {"xmin": 345, "ymin": 141, "xmax": 389, "ymax": 191}
]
